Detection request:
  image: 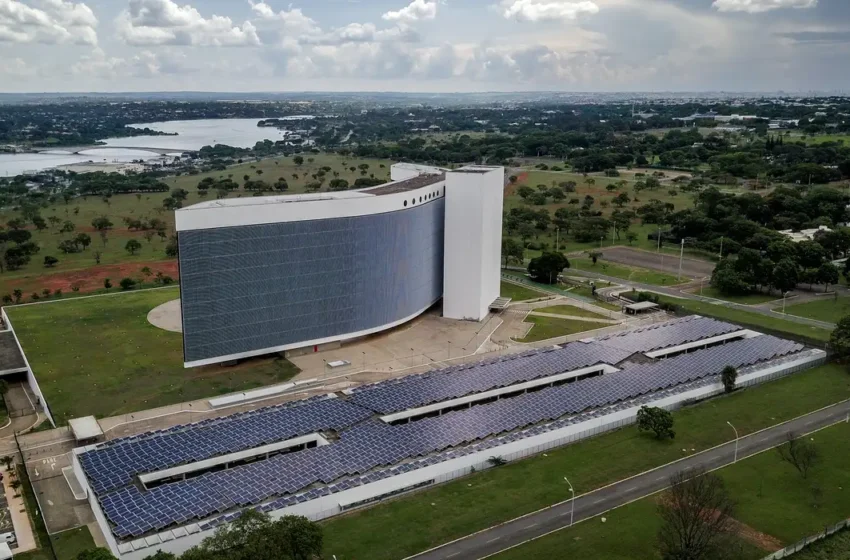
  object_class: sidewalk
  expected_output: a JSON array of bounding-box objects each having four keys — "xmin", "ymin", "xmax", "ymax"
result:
[{"xmin": 3, "ymin": 466, "xmax": 35, "ymax": 554}]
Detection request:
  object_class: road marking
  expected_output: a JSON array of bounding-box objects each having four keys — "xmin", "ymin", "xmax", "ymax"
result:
[
  {"xmin": 487, "ymin": 538, "xmax": 500, "ymax": 543},
  {"xmin": 655, "ymin": 476, "xmax": 666, "ymax": 481},
  {"xmin": 523, "ymin": 523, "xmax": 538, "ymax": 530},
  {"xmin": 446, "ymin": 553, "xmax": 460, "ymax": 558},
  {"xmin": 593, "ymin": 499, "xmax": 605, "ymax": 504},
  {"xmin": 625, "ymin": 486, "xmax": 638, "ymax": 492}
]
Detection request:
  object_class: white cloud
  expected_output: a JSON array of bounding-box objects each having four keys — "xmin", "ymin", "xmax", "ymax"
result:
[
  {"xmin": 0, "ymin": 0, "xmax": 97, "ymax": 45},
  {"xmin": 501, "ymin": 0, "xmax": 599, "ymax": 22},
  {"xmin": 250, "ymin": 3, "xmax": 321, "ymax": 37},
  {"xmin": 304, "ymin": 22, "xmax": 420, "ymax": 45},
  {"xmin": 117, "ymin": 0, "xmax": 261, "ymax": 47},
  {"xmin": 382, "ymin": 0, "xmax": 438, "ymax": 23},
  {"xmin": 712, "ymin": 0, "xmax": 817, "ymax": 14}
]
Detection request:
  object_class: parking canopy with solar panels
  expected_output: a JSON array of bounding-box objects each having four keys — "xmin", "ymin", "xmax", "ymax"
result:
[{"xmin": 73, "ymin": 316, "xmax": 820, "ymax": 555}]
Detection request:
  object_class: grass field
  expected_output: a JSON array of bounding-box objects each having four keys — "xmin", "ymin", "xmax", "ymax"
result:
[
  {"xmin": 570, "ymin": 257, "xmax": 682, "ymax": 286},
  {"xmin": 645, "ymin": 294, "xmax": 833, "ymax": 343},
  {"xmin": 5, "ymin": 289, "xmax": 300, "ymax": 424},
  {"xmin": 496, "ymin": 421, "xmax": 850, "ymax": 560},
  {"xmin": 696, "ymin": 287, "xmax": 779, "ymax": 305},
  {"xmin": 517, "ymin": 315, "xmax": 610, "ymax": 342},
  {"xmin": 784, "ymin": 295, "xmax": 850, "ymax": 324},
  {"xmin": 535, "ymin": 304, "xmax": 610, "ymax": 320},
  {"xmin": 0, "ymin": 153, "xmax": 393, "ymax": 296},
  {"xmin": 493, "ymin": 498, "xmax": 764, "ymax": 560},
  {"xmin": 322, "ymin": 363, "xmax": 850, "ymax": 560},
  {"xmin": 500, "ymin": 280, "xmax": 547, "ymax": 302}
]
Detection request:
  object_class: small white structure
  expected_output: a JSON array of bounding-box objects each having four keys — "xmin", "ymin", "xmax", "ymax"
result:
[
  {"xmin": 69, "ymin": 416, "xmax": 104, "ymax": 443},
  {"xmin": 0, "ymin": 541, "xmax": 11, "ymax": 560},
  {"xmin": 779, "ymin": 225, "xmax": 831, "ymax": 243}
]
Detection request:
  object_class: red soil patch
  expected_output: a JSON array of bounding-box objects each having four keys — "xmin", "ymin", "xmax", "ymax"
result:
[
  {"xmin": 9, "ymin": 261, "xmax": 179, "ymax": 295},
  {"xmin": 505, "ymin": 172, "xmax": 529, "ymax": 196}
]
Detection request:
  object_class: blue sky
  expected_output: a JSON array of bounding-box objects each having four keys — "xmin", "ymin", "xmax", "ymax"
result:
[{"xmin": 0, "ymin": 0, "xmax": 848, "ymax": 92}]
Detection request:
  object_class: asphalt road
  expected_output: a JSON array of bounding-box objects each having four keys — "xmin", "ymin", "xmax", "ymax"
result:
[{"xmin": 408, "ymin": 400, "xmax": 850, "ymax": 560}]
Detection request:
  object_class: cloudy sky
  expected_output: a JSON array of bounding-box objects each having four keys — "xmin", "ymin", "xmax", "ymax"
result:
[{"xmin": 0, "ymin": 0, "xmax": 848, "ymax": 92}]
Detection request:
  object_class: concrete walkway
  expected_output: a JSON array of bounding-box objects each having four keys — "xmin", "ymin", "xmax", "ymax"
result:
[
  {"xmin": 3, "ymin": 466, "xmax": 35, "ymax": 554},
  {"xmin": 527, "ymin": 311, "xmax": 619, "ymax": 324}
]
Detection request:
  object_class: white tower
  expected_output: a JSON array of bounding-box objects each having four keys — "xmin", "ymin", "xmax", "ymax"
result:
[{"xmin": 442, "ymin": 166, "xmax": 505, "ymax": 321}]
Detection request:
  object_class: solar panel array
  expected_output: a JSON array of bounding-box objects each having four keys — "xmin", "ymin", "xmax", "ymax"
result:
[
  {"xmin": 348, "ymin": 342, "xmax": 634, "ymax": 414},
  {"xmin": 592, "ymin": 315, "xmax": 741, "ymax": 354},
  {"xmin": 91, "ymin": 334, "xmax": 803, "ymax": 539},
  {"xmin": 79, "ymin": 396, "xmax": 372, "ymax": 495}
]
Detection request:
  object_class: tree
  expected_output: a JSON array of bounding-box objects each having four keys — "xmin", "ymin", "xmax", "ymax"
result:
[
  {"xmin": 613, "ymin": 192, "xmax": 631, "ymax": 208},
  {"xmin": 75, "ymin": 233, "xmax": 92, "ymax": 250},
  {"xmin": 501, "ymin": 238, "xmax": 524, "ymax": 269},
  {"xmin": 817, "ymin": 262, "xmax": 839, "ymax": 292},
  {"xmin": 7, "ymin": 229, "xmax": 31, "ymax": 245},
  {"xmin": 275, "ymin": 178, "xmax": 289, "ymax": 191},
  {"xmin": 830, "ymin": 315, "xmax": 850, "ymax": 361},
  {"xmin": 587, "ymin": 250, "xmax": 603, "ymax": 265},
  {"xmin": 119, "ymin": 278, "xmax": 136, "ymax": 291},
  {"xmin": 12, "ymin": 289, "xmax": 22, "ymax": 304},
  {"xmin": 58, "ymin": 239, "xmax": 82, "ymax": 254},
  {"xmin": 527, "ymin": 252, "xmax": 570, "ymax": 284},
  {"xmin": 180, "ymin": 509, "xmax": 323, "ymax": 560},
  {"xmin": 328, "ymin": 178, "xmax": 349, "ymax": 191},
  {"xmin": 43, "ymin": 256, "xmax": 58, "ymax": 268},
  {"xmin": 171, "ymin": 188, "xmax": 189, "ymax": 201},
  {"xmin": 771, "ymin": 259, "xmax": 799, "ymax": 294},
  {"xmin": 657, "ymin": 469, "xmax": 736, "ymax": 560},
  {"xmin": 777, "ymin": 432, "xmax": 819, "ymax": 479},
  {"xmin": 125, "ymin": 239, "xmax": 142, "ymax": 256},
  {"xmin": 637, "ymin": 406, "xmax": 675, "ymax": 439},
  {"xmin": 517, "ymin": 185, "xmax": 535, "ymax": 199},
  {"xmin": 103, "ymin": 278, "xmax": 112, "ymax": 291},
  {"xmin": 165, "ymin": 236, "xmax": 179, "ymax": 258},
  {"xmin": 91, "ymin": 216, "xmax": 113, "ymax": 231},
  {"xmin": 32, "ymin": 215, "xmax": 47, "ymax": 231},
  {"xmin": 293, "ymin": 155, "xmax": 304, "ymax": 165},
  {"xmin": 74, "ymin": 549, "xmax": 117, "ymax": 560},
  {"xmin": 626, "ymin": 231, "xmax": 638, "ymax": 245},
  {"xmin": 141, "ymin": 267, "xmax": 153, "ymax": 282},
  {"xmin": 721, "ymin": 366, "xmax": 737, "ymax": 394},
  {"xmin": 60, "ymin": 220, "xmax": 75, "ymax": 234}
]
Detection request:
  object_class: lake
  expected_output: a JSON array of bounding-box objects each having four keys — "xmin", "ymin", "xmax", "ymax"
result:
[{"xmin": 0, "ymin": 118, "xmax": 299, "ymax": 176}]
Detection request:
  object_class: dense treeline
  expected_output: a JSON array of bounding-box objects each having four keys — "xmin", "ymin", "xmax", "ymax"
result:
[{"xmin": 658, "ymin": 186, "xmax": 850, "ymax": 296}]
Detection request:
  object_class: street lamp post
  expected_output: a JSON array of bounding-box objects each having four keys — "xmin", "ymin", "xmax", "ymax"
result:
[
  {"xmin": 782, "ymin": 291, "xmax": 789, "ymax": 314},
  {"xmin": 727, "ymin": 421, "xmax": 739, "ymax": 463},
  {"xmin": 719, "ymin": 236, "xmax": 724, "ymax": 260},
  {"xmin": 678, "ymin": 239, "xmax": 685, "ymax": 281},
  {"xmin": 564, "ymin": 476, "xmax": 575, "ymax": 527}
]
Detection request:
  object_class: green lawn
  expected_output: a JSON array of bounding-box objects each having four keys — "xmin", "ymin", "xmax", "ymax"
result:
[
  {"xmin": 570, "ymin": 258, "xmax": 683, "ymax": 286},
  {"xmin": 500, "ymin": 280, "xmax": 547, "ymax": 302},
  {"xmin": 644, "ymin": 293, "xmax": 833, "ymax": 343},
  {"xmin": 493, "ymin": 498, "xmax": 764, "ymax": 560},
  {"xmin": 696, "ymin": 287, "xmax": 779, "ymax": 305},
  {"xmin": 792, "ymin": 528, "xmax": 850, "ymax": 559},
  {"xmin": 6, "ymin": 289, "xmax": 300, "ymax": 424},
  {"xmin": 16, "ymin": 527, "xmax": 95, "ymax": 560},
  {"xmin": 322, "ymin": 364, "xmax": 850, "ymax": 560},
  {"xmin": 0, "ymin": 153, "xmax": 393, "ymax": 296},
  {"xmin": 534, "ymin": 304, "xmax": 610, "ymax": 320},
  {"xmin": 784, "ymin": 295, "xmax": 850, "ymax": 324},
  {"xmin": 517, "ymin": 315, "xmax": 610, "ymax": 342},
  {"xmin": 495, "ymin": 417, "xmax": 850, "ymax": 560}
]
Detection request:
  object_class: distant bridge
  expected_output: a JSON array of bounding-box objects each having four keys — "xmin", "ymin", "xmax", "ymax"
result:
[{"xmin": 31, "ymin": 146, "xmax": 196, "ymax": 156}]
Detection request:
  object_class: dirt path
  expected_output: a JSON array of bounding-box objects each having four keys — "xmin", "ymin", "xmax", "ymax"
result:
[
  {"xmin": 730, "ymin": 518, "xmax": 784, "ymax": 552},
  {"xmin": 3, "ymin": 260, "xmax": 178, "ymax": 295}
]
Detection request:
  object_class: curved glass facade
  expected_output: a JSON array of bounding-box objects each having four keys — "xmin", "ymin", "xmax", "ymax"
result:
[{"xmin": 178, "ymin": 198, "xmax": 445, "ymax": 365}]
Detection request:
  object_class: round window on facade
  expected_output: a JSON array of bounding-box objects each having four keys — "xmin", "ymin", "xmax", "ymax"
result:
[
  {"xmin": 404, "ymin": 200, "xmax": 408, "ymax": 207},
  {"xmin": 411, "ymin": 199, "xmax": 415, "ymax": 205}
]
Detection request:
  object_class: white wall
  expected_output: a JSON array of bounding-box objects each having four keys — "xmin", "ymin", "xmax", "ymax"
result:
[
  {"xmin": 443, "ymin": 167, "xmax": 504, "ymax": 321},
  {"xmin": 390, "ymin": 163, "xmax": 446, "ymax": 182}
]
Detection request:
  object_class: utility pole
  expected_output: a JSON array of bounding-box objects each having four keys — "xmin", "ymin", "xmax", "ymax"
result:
[
  {"xmin": 564, "ymin": 476, "xmax": 575, "ymax": 527},
  {"xmin": 678, "ymin": 239, "xmax": 685, "ymax": 281},
  {"xmin": 727, "ymin": 421, "xmax": 739, "ymax": 463}
]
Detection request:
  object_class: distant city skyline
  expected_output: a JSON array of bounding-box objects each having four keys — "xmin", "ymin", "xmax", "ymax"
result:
[{"xmin": 1, "ymin": 0, "xmax": 849, "ymax": 93}]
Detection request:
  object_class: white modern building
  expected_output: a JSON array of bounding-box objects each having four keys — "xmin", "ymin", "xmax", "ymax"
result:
[{"xmin": 175, "ymin": 163, "xmax": 504, "ymax": 367}]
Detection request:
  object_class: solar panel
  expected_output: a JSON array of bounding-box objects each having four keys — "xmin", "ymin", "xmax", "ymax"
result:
[{"xmin": 90, "ymin": 333, "xmax": 805, "ymax": 540}]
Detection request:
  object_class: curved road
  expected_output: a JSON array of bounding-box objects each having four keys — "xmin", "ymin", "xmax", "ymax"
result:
[{"xmin": 407, "ymin": 400, "xmax": 850, "ymax": 560}]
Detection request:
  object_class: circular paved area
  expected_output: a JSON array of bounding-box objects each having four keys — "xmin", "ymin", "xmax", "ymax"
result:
[{"xmin": 147, "ymin": 298, "xmax": 183, "ymax": 333}]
